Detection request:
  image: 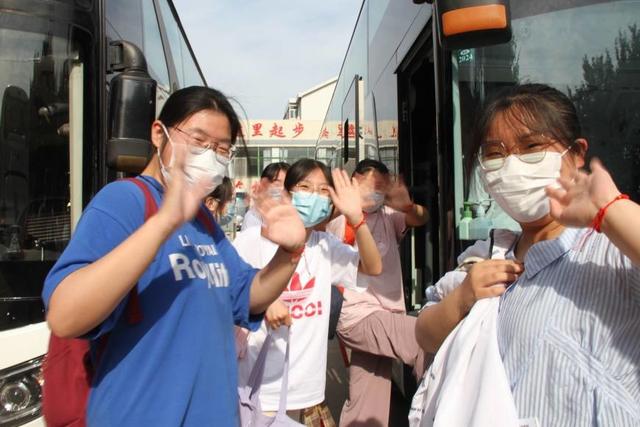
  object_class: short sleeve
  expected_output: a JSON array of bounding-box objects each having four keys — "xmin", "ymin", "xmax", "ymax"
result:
[
  {"xmin": 232, "ymin": 226, "xmax": 264, "ymax": 267},
  {"xmin": 423, "ymin": 238, "xmax": 493, "ymax": 307},
  {"xmin": 42, "ymin": 181, "xmax": 146, "ymax": 338},
  {"xmin": 324, "ymin": 232, "xmax": 360, "ymax": 291},
  {"xmin": 424, "ymin": 270, "xmax": 468, "ymax": 307},
  {"xmin": 384, "ymin": 206, "xmax": 407, "ymax": 242},
  {"xmin": 240, "ymin": 208, "xmax": 262, "ymax": 231},
  {"xmin": 325, "ymin": 216, "xmax": 346, "ymax": 241},
  {"xmin": 217, "ymin": 236, "xmax": 262, "ymax": 331}
]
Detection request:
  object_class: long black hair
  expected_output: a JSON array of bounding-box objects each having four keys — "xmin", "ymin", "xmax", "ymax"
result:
[
  {"xmin": 284, "ymin": 158, "xmax": 334, "ymax": 192},
  {"xmin": 352, "ymin": 159, "xmax": 390, "ymax": 177},
  {"xmin": 468, "ymin": 83, "xmax": 583, "ymax": 176},
  {"xmin": 261, "ymin": 162, "xmax": 291, "ymax": 182},
  {"xmin": 208, "ymin": 177, "xmax": 234, "ymax": 205},
  {"xmin": 158, "ymin": 86, "xmax": 245, "ymax": 146}
]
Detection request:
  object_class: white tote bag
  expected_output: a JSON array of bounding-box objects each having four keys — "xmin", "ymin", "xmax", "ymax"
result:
[
  {"xmin": 409, "ymin": 298, "xmax": 519, "ymax": 427},
  {"xmin": 410, "ymin": 229, "xmax": 520, "ymax": 427}
]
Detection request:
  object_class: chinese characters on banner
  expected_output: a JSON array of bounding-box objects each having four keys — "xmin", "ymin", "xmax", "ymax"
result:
[{"xmin": 242, "ymin": 120, "xmax": 399, "ymax": 141}]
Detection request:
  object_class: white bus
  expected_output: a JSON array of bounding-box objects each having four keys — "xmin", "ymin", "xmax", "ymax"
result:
[
  {"xmin": 317, "ymin": 0, "xmax": 640, "ymax": 398},
  {"xmin": 0, "ymin": 0, "xmax": 206, "ymax": 424}
]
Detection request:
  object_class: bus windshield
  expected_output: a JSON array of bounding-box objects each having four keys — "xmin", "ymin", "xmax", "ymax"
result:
[
  {"xmin": 451, "ymin": 0, "xmax": 640, "ymax": 237},
  {"xmin": 0, "ymin": 24, "xmax": 81, "ymax": 330}
]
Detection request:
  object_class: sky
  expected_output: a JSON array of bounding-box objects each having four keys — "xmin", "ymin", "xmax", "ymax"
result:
[{"xmin": 174, "ymin": 0, "xmax": 363, "ymax": 120}]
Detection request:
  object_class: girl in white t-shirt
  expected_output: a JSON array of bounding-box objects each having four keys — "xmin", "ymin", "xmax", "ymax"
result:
[{"xmin": 233, "ymin": 158, "xmax": 382, "ymax": 423}]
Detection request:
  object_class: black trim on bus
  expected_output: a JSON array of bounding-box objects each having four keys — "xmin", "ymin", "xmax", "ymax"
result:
[
  {"xmin": 165, "ymin": 0, "xmax": 208, "ymax": 87},
  {"xmin": 433, "ymin": 15, "xmax": 458, "ymax": 275},
  {"xmin": 98, "ymin": 0, "xmax": 110, "ymax": 189},
  {"xmin": 153, "ymin": 0, "xmax": 180, "ymax": 91}
]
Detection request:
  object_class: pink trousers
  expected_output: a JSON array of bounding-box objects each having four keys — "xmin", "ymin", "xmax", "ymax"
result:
[{"xmin": 336, "ymin": 310, "xmax": 426, "ymax": 427}]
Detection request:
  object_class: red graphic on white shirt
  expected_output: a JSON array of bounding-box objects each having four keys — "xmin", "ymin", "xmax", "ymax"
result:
[{"xmin": 280, "ymin": 272, "xmax": 322, "ymax": 319}]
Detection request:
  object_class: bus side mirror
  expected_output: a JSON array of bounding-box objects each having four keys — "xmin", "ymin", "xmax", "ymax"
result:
[
  {"xmin": 436, "ymin": 0, "xmax": 512, "ymax": 50},
  {"xmin": 107, "ymin": 40, "xmax": 157, "ymax": 173}
]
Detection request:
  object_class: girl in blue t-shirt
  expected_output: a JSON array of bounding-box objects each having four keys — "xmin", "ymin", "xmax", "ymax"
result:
[{"xmin": 43, "ymin": 86, "xmax": 307, "ymax": 426}]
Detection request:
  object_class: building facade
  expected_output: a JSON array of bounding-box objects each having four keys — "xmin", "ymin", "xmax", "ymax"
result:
[{"xmin": 231, "ymin": 78, "xmax": 338, "ymax": 187}]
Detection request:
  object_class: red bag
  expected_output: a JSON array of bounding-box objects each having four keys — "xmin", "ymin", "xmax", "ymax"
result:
[
  {"xmin": 41, "ymin": 177, "xmax": 216, "ymax": 426},
  {"xmin": 41, "ymin": 178, "xmax": 155, "ymax": 427}
]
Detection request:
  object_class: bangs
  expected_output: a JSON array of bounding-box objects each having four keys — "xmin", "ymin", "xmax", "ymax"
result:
[{"xmin": 494, "ymin": 97, "xmax": 573, "ymax": 144}]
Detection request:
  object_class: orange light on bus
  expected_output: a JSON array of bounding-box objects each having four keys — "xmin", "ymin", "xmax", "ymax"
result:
[
  {"xmin": 442, "ymin": 4, "xmax": 508, "ymax": 37},
  {"xmin": 435, "ymin": 0, "xmax": 512, "ymax": 50}
]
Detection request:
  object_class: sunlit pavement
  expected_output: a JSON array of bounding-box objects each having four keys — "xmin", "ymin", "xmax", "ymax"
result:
[{"xmin": 325, "ymin": 339, "xmax": 410, "ymax": 427}]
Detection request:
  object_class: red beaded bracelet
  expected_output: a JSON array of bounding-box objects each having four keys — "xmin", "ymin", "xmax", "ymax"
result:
[{"xmin": 591, "ymin": 194, "xmax": 629, "ymax": 232}]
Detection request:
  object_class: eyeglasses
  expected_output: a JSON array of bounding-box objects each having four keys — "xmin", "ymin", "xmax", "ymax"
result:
[
  {"xmin": 294, "ymin": 181, "xmax": 331, "ymax": 197},
  {"xmin": 173, "ymin": 127, "xmax": 237, "ymax": 160},
  {"xmin": 479, "ymin": 133, "xmax": 570, "ymax": 171}
]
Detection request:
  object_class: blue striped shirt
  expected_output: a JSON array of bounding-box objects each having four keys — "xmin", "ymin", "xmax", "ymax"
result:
[{"xmin": 498, "ymin": 227, "xmax": 640, "ymax": 426}]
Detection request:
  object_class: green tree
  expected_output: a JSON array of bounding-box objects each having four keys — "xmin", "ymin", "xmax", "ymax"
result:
[{"xmin": 570, "ymin": 24, "xmax": 640, "ymax": 200}]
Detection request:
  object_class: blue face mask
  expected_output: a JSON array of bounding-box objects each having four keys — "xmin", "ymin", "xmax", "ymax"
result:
[
  {"xmin": 218, "ymin": 212, "xmax": 234, "ymax": 226},
  {"xmin": 291, "ymin": 191, "xmax": 332, "ymax": 228}
]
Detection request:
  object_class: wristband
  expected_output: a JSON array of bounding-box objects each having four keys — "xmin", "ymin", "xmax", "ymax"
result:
[
  {"xmin": 282, "ymin": 245, "xmax": 304, "ymax": 262},
  {"xmin": 402, "ymin": 202, "xmax": 415, "ymax": 213},
  {"xmin": 591, "ymin": 194, "xmax": 629, "ymax": 232},
  {"xmin": 349, "ymin": 215, "xmax": 367, "ymax": 232}
]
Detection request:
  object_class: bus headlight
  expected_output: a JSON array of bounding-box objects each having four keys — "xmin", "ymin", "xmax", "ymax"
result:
[{"xmin": 0, "ymin": 356, "xmax": 44, "ymax": 426}]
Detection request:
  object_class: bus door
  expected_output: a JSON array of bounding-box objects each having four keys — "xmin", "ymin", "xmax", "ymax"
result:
[{"xmin": 396, "ymin": 30, "xmax": 438, "ymax": 310}]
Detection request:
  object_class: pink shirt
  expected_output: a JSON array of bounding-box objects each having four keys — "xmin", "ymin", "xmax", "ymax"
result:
[{"xmin": 327, "ymin": 206, "xmax": 407, "ymax": 330}]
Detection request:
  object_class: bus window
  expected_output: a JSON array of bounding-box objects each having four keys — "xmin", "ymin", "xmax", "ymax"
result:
[
  {"xmin": 373, "ymin": 58, "xmax": 400, "ymax": 176},
  {"xmin": 0, "ymin": 22, "xmax": 88, "ymax": 330},
  {"xmin": 341, "ymin": 75, "xmax": 361, "ymax": 172},
  {"xmin": 363, "ymin": 93, "xmax": 379, "ymax": 162},
  {"xmin": 156, "ymin": 0, "xmax": 206, "ymax": 87},
  {"xmin": 106, "ymin": 0, "xmax": 171, "ymax": 89},
  {"xmin": 451, "ymin": 0, "xmax": 640, "ymax": 243}
]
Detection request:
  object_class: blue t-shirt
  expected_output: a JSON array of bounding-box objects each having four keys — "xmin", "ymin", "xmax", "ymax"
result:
[{"xmin": 42, "ymin": 176, "xmax": 261, "ymax": 426}]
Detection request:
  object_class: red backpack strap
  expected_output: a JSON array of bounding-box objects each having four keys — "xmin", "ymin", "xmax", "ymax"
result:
[
  {"xmin": 124, "ymin": 177, "xmax": 159, "ymax": 218},
  {"xmin": 196, "ymin": 205, "xmax": 216, "ymax": 236},
  {"xmin": 120, "ymin": 177, "xmax": 160, "ymax": 324}
]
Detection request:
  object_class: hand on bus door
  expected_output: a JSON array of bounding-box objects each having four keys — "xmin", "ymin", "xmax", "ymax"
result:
[
  {"xmin": 157, "ymin": 142, "xmax": 212, "ymax": 231},
  {"xmin": 328, "ymin": 169, "xmax": 364, "ymax": 226},
  {"xmin": 384, "ymin": 175, "xmax": 414, "ymax": 213},
  {"xmin": 265, "ymin": 299, "xmax": 292, "ymax": 329},
  {"xmin": 546, "ymin": 158, "xmax": 621, "ymax": 228},
  {"xmin": 254, "ymin": 179, "xmax": 306, "ymax": 252}
]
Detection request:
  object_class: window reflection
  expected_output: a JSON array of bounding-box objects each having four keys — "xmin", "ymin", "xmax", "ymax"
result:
[
  {"xmin": 156, "ymin": 0, "xmax": 205, "ymax": 87},
  {"xmin": 106, "ymin": 0, "xmax": 171, "ymax": 87},
  {"xmin": 0, "ymin": 29, "xmax": 76, "ymax": 261},
  {"xmin": 453, "ymin": 1, "xmax": 640, "ymax": 240}
]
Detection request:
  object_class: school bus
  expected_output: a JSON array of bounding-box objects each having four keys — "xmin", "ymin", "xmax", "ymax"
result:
[
  {"xmin": 0, "ymin": 0, "xmax": 206, "ymax": 424},
  {"xmin": 316, "ymin": 0, "xmax": 639, "ymax": 395}
]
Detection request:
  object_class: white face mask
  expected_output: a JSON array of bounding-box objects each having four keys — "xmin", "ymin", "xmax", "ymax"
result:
[
  {"xmin": 363, "ymin": 191, "xmax": 385, "ymax": 213},
  {"xmin": 480, "ymin": 151, "xmax": 566, "ymax": 223},
  {"xmin": 158, "ymin": 124, "xmax": 229, "ymax": 192}
]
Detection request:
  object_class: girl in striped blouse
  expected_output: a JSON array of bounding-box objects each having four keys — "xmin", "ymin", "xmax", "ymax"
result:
[{"xmin": 416, "ymin": 83, "xmax": 640, "ymax": 426}]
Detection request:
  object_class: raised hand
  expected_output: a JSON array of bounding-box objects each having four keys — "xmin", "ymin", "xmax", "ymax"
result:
[
  {"xmin": 328, "ymin": 169, "xmax": 363, "ymax": 225},
  {"xmin": 157, "ymin": 142, "xmax": 212, "ymax": 231},
  {"xmin": 253, "ymin": 180, "xmax": 306, "ymax": 251},
  {"xmin": 385, "ymin": 175, "xmax": 414, "ymax": 213},
  {"xmin": 265, "ymin": 300, "xmax": 292, "ymax": 329},
  {"xmin": 546, "ymin": 158, "xmax": 621, "ymax": 228}
]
